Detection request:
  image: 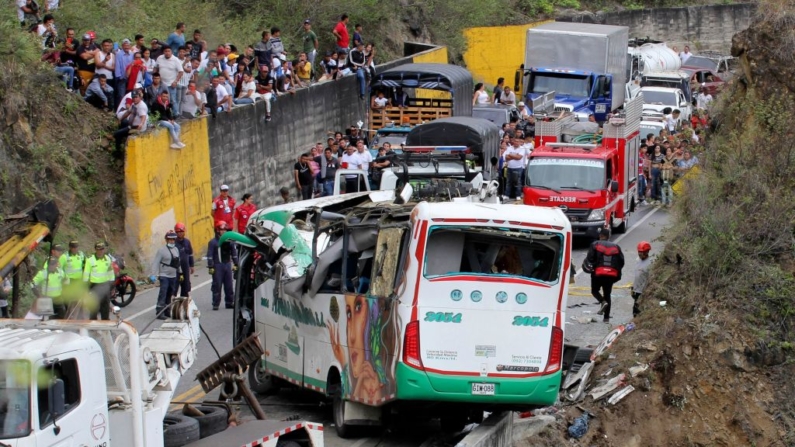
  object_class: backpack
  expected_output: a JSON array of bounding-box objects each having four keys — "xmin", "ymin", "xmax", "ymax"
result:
[
  {"xmin": 142, "ymin": 71, "xmax": 153, "ymax": 88},
  {"xmin": 593, "ymin": 242, "xmax": 623, "ymax": 279}
]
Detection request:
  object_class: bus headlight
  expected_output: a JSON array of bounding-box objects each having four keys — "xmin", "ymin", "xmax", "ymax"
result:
[{"xmin": 587, "ymin": 208, "xmax": 606, "ymax": 221}]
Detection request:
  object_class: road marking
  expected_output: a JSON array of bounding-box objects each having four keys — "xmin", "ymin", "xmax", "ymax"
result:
[
  {"xmin": 350, "ymin": 438, "xmax": 373, "ymax": 447},
  {"xmin": 574, "ymin": 206, "xmax": 662, "ymax": 279},
  {"xmin": 169, "ymin": 383, "xmax": 207, "ymax": 410},
  {"xmin": 125, "ymin": 279, "xmax": 213, "ymax": 321},
  {"xmin": 173, "ymin": 383, "xmax": 205, "ymax": 403}
]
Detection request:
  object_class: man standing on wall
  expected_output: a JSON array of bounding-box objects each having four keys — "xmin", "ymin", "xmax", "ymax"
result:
[
  {"xmin": 333, "ymin": 14, "xmax": 350, "ymax": 64},
  {"xmin": 174, "ymin": 223, "xmax": 194, "ymax": 297},
  {"xmin": 302, "ymin": 19, "xmax": 319, "ymax": 65},
  {"xmin": 212, "ymin": 184, "xmax": 236, "ymax": 228}
]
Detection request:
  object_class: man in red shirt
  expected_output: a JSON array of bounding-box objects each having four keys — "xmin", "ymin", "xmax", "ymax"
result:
[
  {"xmin": 211, "ymin": 184, "xmax": 236, "ymax": 227},
  {"xmin": 233, "ymin": 193, "xmax": 257, "ymax": 233},
  {"xmin": 333, "ymin": 14, "xmax": 350, "ymax": 62}
]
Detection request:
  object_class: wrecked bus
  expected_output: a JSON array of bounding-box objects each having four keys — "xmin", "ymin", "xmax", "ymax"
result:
[{"xmin": 224, "ymin": 190, "xmax": 573, "ymax": 437}]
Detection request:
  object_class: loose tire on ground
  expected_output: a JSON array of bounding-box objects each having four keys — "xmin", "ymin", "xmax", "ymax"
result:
[
  {"xmin": 187, "ymin": 406, "xmax": 228, "ymax": 439},
  {"xmin": 163, "ymin": 413, "xmax": 200, "ymax": 447}
]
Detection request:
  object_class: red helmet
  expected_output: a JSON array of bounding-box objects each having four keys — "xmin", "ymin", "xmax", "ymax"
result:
[
  {"xmin": 87, "ymin": 30, "xmax": 96, "ymax": 40},
  {"xmin": 637, "ymin": 241, "xmax": 651, "ymax": 252},
  {"xmin": 165, "ymin": 230, "xmax": 178, "ymax": 239},
  {"xmin": 215, "ymin": 221, "xmax": 229, "ymax": 231},
  {"xmin": 174, "ymin": 222, "xmax": 186, "ymax": 232}
]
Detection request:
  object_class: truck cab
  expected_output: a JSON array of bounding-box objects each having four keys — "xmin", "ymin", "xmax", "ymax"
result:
[
  {"xmin": 641, "ymin": 70, "xmax": 692, "ymax": 104},
  {"xmin": 524, "ymin": 68, "xmax": 614, "ymax": 121},
  {"xmin": 640, "ymin": 86, "xmax": 692, "ymax": 122},
  {"xmin": 523, "ymin": 96, "xmax": 643, "ymax": 239}
]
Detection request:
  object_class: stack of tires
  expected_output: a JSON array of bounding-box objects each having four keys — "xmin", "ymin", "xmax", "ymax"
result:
[{"xmin": 163, "ymin": 406, "xmax": 229, "ymax": 447}]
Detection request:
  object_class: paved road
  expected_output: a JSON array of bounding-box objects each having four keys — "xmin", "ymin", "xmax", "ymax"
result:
[{"xmin": 119, "ymin": 203, "xmax": 669, "ymax": 446}]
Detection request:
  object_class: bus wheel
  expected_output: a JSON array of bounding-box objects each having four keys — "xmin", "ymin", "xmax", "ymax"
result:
[
  {"xmin": 332, "ymin": 389, "xmax": 357, "ymax": 438},
  {"xmin": 248, "ymin": 361, "xmax": 279, "ymax": 395}
]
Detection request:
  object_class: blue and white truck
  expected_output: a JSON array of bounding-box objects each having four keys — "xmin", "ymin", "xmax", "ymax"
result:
[{"xmin": 520, "ymin": 22, "xmax": 629, "ymax": 122}]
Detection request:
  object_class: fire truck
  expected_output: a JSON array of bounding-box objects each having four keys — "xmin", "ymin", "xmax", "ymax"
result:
[{"xmin": 523, "ymin": 95, "xmax": 643, "ymax": 239}]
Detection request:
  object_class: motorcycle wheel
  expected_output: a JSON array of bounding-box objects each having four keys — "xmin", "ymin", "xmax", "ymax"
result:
[{"xmin": 111, "ymin": 277, "xmax": 137, "ymax": 307}]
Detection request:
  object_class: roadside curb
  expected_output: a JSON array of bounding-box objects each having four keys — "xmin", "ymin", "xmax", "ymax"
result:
[{"xmin": 454, "ymin": 412, "xmax": 513, "ymax": 447}]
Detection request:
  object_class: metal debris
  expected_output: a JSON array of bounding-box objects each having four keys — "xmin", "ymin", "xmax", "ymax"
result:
[
  {"xmin": 629, "ymin": 364, "xmax": 649, "ymax": 377},
  {"xmin": 564, "ymin": 362, "xmax": 594, "ymax": 402},
  {"xmin": 590, "ymin": 373, "xmax": 627, "ymax": 400},
  {"xmin": 607, "ymin": 385, "xmax": 635, "ymax": 405}
]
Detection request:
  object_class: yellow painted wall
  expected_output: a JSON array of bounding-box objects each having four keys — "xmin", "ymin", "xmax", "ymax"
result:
[
  {"xmin": 125, "ymin": 118, "xmax": 214, "ymax": 264},
  {"xmin": 412, "ymin": 47, "xmax": 451, "ymax": 101},
  {"xmin": 463, "ymin": 20, "xmax": 552, "ymax": 88}
]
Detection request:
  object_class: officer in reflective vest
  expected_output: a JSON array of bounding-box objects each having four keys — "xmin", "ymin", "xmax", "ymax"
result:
[
  {"xmin": 59, "ymin": 240, "xmax": 86, "ymax": 281},
  {"xmin": 83, "ymin": 241, "xmax": 115, "ymax": 320},
  {"xmin": 32, "ymin": 257, "xmax": 68, "ymax": 319}
]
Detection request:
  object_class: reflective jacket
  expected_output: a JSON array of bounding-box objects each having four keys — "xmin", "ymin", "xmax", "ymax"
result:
[
  {"xmin": 83, "ymin": 254, "xmax": 115, "ymax": 283},
  {"xmin": 33, "ymin": 268, "xmax": 67, "ymax": 298},
  {"xmin": 59, "ymin": 252, "xmax": 86, "ymax": 280}
]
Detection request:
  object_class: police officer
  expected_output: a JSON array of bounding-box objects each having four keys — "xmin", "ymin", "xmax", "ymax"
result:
[
  {"xmin": 32, "ymin": 257, "xmax": 68, "ymax": 319},
  {"xmin": 59, "ymin": 240, "xmax": 86, "ymax": 316},
  {"xmin": 583, "ymin": 228, "xmax": 625, "ymax": 323},
  {"xmin": 83, "ymin": 241, "xmax": 115, "ymax": 320},
  {"xmin": 207, "ymin": 221, "xmax": 238, "ymax": 310},
  {"xmin": 632, "ymin": 241, "xmax": 652, "ymax": 318},
  {"xmin": 150, "ymin": 231, "xmax": 183, "ymax": 320},
  {"xmin": 174, "ymin": 223, "xmax": 195, "ymax": 297}
]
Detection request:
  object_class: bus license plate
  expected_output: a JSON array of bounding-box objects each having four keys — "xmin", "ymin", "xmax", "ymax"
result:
[{"xmin": 471, "ymin": 383, "xmax": 495, "ymax": 395}]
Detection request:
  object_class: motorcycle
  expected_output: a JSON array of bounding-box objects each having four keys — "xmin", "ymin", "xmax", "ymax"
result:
[{"xmin": 110, "ymin": 255, "xmax": 136, "ymax": 307}]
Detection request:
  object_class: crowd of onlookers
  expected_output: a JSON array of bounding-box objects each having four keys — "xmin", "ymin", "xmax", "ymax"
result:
[{"xmin": 16, "ymin": 0, "xmax": 379, "ymax": 150}]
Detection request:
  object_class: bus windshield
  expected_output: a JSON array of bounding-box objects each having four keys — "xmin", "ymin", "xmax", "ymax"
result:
[
  {"xmin": 526, "ymin": 158, "xmax": 605, "ymax": 191},
  {"xmin": 423, "ymin": 227, "xmax": 562, "ymax": 283},
  {"xmin": 0, "ymin": 360, "xmax": 31, "ymax": 439},
  {"xmin": 531, "ymin": 73, "xmax": 590, "ymax": 98}
]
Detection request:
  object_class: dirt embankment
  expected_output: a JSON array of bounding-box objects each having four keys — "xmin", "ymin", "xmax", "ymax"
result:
[
  {"xmin": 0, "ymin": 63, "xmax": 126, "ymax": 261},
  {"xmin": 521, "ymin": 13, "xmax": 795, "ymax": 447}
]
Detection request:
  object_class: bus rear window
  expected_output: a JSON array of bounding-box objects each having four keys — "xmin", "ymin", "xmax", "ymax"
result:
[{"xmin": 423, "ymin": 227, "xmax": 562, "ymax": 283}]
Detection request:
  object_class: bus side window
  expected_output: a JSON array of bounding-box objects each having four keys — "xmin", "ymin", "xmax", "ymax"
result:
[{"xmin": 371, "ymin": 228, "xmax": 407, "ymax": 297}]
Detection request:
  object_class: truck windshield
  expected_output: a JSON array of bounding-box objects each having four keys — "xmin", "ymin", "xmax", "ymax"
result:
[
  {"xmin": 0, "ymin": 360, "xmax": 31, "ymax": 439},
  {"xmin": 641, "ymin": 90, "xmax": 677, "ymax": 105},
  {"xmin": 531, "ymin": 73, "xmax": 590, "ymax": 98},
  {"xmin": 423, "ymin": 227, "xmax": 562, "ymax": 283},
  {"xmin": 526, "ymin": 157, "xmax": 605, "ymax": 191}
]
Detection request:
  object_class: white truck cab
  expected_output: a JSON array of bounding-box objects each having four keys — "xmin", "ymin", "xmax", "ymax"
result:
[{"xmin": 640, "ymin": 86, "xmax": 692, "ymax": 123}]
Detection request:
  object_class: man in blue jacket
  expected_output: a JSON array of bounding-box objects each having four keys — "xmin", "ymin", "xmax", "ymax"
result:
[{"xmin": 207, "ymin": 221, "xmax": 238, "ymax": 310}]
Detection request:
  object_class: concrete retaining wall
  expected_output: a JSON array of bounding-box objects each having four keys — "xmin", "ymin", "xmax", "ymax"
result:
[{"xmin": 456, "ymin": 412, "xmax": 514, "ymax": 447}]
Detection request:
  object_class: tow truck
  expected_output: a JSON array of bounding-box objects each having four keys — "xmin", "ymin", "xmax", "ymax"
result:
[
  {"xmin": 0, "ymin": 205, "xmax": 324, "ymax": 447},
  {"xmin": 523, "ymin": 95, "xmax": 643, "ymax": 239}
]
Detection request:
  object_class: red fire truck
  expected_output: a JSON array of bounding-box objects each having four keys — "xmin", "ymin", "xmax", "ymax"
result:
[{"xmin": 523, "ymin": 96, "xmax": 643, "ymax": 239}]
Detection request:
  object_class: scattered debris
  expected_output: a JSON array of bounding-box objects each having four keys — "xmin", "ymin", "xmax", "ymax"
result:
[
  {"xmin": 564, "ymin": 362, "xmax": 594, "ymax": 402},
  {"xmin": 660, "ymin": 301, "xmax": 667, "ymax": 307},
  {"xmin": 639, "ymin": 378, "xmax": 651, "ymax": 392},
  {"xmin": 590, "ymin": 325, "xmax": 626, "ymax": 361},
  {"xmin": 571, "ymin": 316, "xmax": 598, "ymax": 324},
  {"xmin": 608, "ymin": 385, "xmax": 635, "ymax": 405},
  {"xmin": 602, "ymin": 368, "xmax": 613, "ymax": 377},
  {"xmin": 639, "ymin": 342, "xmax": 658, "ymax": 352},
  {"xmin": 625, "ymin": 322, "xmax": 636, "ymax": 331},
  {"xmin": 629, "ymin": 364, "xmax": 649, "ymax": 377},
  {"xmin": 590, "ymin": 373, "xmax": 627, "ymax": 400},
  {"xmin": 567, "ymin": 412, "xmax": 592, "ymax": 439},
  {"xmin": 532, "ymin": 406, "xmax": 559, "ymax": 416}
]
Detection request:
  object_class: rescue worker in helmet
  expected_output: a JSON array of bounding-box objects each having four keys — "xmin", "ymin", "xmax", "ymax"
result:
[
  {"xmin": 150, "ymin": 230, "xmax": 183, "ymax": 319},
  {"xmin": 631, "ymin": 241, "xmax": 652, "ymax": 318},
  {"xmin": 583, "ymin": 228, "xmax": 625, "ymax": 323},
  {"xmin": 207, "ymin": 221, "xmax": 239, "ymax": 310},
  {"xmin": 173, "ymin": 222, "xmax": 195, "ymax": 297}
]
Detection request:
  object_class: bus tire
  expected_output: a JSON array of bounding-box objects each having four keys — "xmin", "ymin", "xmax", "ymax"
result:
[
  {"xmin": 332, "ymin": 390, "xmax": 357, "ymax": 438},
  {"xmin": 248, "ymin": 361, "xmax": 279, "ymax": 396},
  {"xmin": 163, "ymin": 414, "xmax": 200, "ymax": 447}
]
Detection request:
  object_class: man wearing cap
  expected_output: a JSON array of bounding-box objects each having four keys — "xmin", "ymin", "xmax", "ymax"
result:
[
  {"xmin": 115, "ymin": 38, "xmax": 135, "ymax": 107},
  {"xmin": 150, "ymin": 231, "xmax": 182, "ymax": 319},
  {"xmin": 212, "ymin": 185, "xmax": 236, "ymax": 228},
  {"xmin": 59, "ymin": 240, "xmax": 85, "ymax": 316},
  {"xmin": 173, "ymin": 223, "xmax": 195, "ymax": 297},
  {"xmin": 302, "ymin": 20, "xmax": 319, "ymax": 65},
  {"xmin": 32, "ymin": 257, "xmax": 68, "ymax": 319},
  {"xmin": 76, "ymin": 33, "xmax": 98, "ymax": 95},
  {"xmin": 83, "ymin": 242, "xmax": 115, "ymax": 320}
]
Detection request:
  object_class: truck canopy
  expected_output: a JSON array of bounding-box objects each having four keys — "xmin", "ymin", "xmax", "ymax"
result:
[
  {"xmin": 370, "ymin": 63, "xmax": 474, "ymax": 117},
  {"xmin": 405, "ymin": 117, "xmax": 501, "ymax": 166}
]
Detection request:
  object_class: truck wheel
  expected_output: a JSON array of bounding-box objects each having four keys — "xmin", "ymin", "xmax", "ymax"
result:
[
  {"xmin": 248, "ymin": 361, "xmax": 279, "ymax": 395},
  {"xmin": 332, "ymin": 387, "xmax": 357, "ymax": 438},
  {"xmin": 615, "ymin": 212, "xmax": 630, "ymax": 234},
  {"xmin": 163, "ymin": 414, "xmax": 200, "ymax": 447},
  {"xmin": 189, "ymin": 406, "xmax": 228, "ymax": 439}
]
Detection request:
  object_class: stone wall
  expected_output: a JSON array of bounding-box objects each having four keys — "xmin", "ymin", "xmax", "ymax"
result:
[{"xmin": 558, "ymin": 3, "xmax": 755, "ymax": 53}]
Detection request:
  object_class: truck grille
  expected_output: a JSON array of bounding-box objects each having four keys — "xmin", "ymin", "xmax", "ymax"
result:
[
  {"xmin": 554, "ymin": 105, "xmax": 573, "ymax": 112},
  {"xmin": 563, "ymin": 208, "xmax": 590, "ymax": 222}
]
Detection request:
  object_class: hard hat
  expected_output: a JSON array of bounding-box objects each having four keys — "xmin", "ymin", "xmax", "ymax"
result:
[
  {"xmin": 215, "ymin": 221, "xmax": 229, "ymax": 230},
  {"xmin": 637, "ymin": 241, "xmax": 652, "ymax": 252},
  {"xmin": 174, "ymin": 222, "xmax": 186, "ymax": 232},
  {"xmin": 165, "ymin": 230, "xmax": 178, "ymax": 239},
  {"xmin": 87, "ymin": 30, "xmax": 96, "ymax": 40}
]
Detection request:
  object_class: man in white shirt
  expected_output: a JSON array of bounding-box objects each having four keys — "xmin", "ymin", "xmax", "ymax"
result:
[
  {"xmin": 695, "ymin": 87, "xmax": 713, "ymax": 110},
  {"xmin": 499, "ymin": 86, "xmax": 516, "ymax": 106},
  {"xmin": 679, "ymin": 45, "xmax": 692, "ymax": 64},
  {"xmin": 504, "ymin": 136, "xmax": 529, "ymax": 199},
  {"xmin": 155, "ymin": 46, "xmax": 184, "ymax": 116},
  {"xmin": 341, "ymin": 143, "xmax": 362, "ymax": 194},
  {"xmin": 212, "ymin": 76, "xmax": 232, "ymax": 113},
  {"xmin": 354, "ymin": 138, "xmax": 373, "ymax": 189},
  {"xmin": 181, "ymin": 80, "xmax": 205, "ymax": 118},
  {"xmin": 114, "ymin": 91, "xmax": 148, "ymax": 152}
]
